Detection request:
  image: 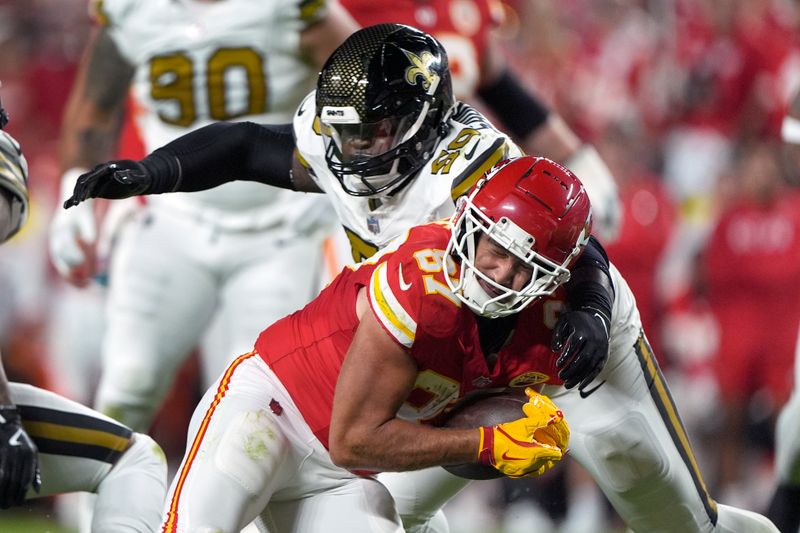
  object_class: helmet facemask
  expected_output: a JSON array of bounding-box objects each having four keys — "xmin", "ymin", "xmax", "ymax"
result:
[
  {"xmin": 445, "ymin": 194, "xmax": 579, "ymax": 318},
  {"xmin": 443, "ymin": 154, "xmax": 593, "ymax": 319}
]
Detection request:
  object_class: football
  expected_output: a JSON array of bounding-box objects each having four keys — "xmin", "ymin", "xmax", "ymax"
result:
[{"xmin": 441, "ymin": 392, "xmax": 528, "ymax": 480}]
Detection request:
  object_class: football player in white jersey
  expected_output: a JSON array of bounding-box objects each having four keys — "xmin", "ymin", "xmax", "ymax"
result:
[
  {"xmin": 0, "ymin": 100, "xmax": 167, "ymax": 532},
  {"xmin": 767, "ymin": 90, "xmax": 800, "ymax": 533},
  {"xmin": 63, "ymin": 24, "xmax": 779, "ymax": 533},
  {"xmin": 48, "ymin": 0, "xmax": 359, "ymax": 432}
]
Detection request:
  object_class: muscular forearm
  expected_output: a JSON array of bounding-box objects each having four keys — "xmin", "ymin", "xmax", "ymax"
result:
[
  {"xmin": 330, "ymin": 418, "xmax": 479, "ymax": 472},
  {"xmin": 139, "ymin": 121, "xmax": 298, "ymax": 194}
]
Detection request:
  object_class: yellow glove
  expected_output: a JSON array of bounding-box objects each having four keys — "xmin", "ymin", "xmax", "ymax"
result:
[{"xmin": 477, "ymin": 388, "xmax": 570, "ymax": 478}]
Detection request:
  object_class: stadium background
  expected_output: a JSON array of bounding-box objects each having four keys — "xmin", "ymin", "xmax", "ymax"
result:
[{"xmin": 0, "ymin": 0, "xmax": 799, "ymax": 531}]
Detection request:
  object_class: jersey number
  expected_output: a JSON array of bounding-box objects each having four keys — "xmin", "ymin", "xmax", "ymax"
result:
[
  {"xmin": 150, "ymin": 48, "xmax": 266, "ymax": 127},
  {"xmin": 399, "ymin": 370, "xmax": 460, "ymax": 421}
]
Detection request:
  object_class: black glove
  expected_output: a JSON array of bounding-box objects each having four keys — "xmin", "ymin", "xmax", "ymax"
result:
[
  {"xmin": 0, "ymin": 406, "xmax": 40, "ymax": 508},
  {"xmin": 552, "ymin": 308, "xmax": 610, "ymax": 392},
  {"xmin": 63, "ymin": 160, "xmax": 152, "ymax": 208}
]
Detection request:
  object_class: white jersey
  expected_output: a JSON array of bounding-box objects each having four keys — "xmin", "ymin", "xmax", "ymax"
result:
[
  {"xmin": 293, "ymin": 91, "xmax": 523, "ymax": 261},
  {"xmin": 95, "ymin": 0, "xmax": 330, "ymax": 231}
]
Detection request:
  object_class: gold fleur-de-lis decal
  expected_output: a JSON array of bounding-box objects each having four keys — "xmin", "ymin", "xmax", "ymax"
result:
[{"xmin": 403, "ymin": 50, "xmax": 439, "ymax": 90}]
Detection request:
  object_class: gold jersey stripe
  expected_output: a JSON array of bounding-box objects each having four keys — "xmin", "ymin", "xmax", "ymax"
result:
[
  {"xmin": 634, "ymin": 333, "xmax": 718, "ymax": 524},
  {"xmin": 295, "ymin": 148, "xmax": 311, "ymax": 170},
  {"xmin": 450, "ymin": 138, "xmax": 508, "ymax": 201},
  {"xmin": 25, "ymin": 421, "xmax": 129, "ymax": 452},
  {"xmin": 370, "ymin": 263, "xmax": 416, "ymax": 347}
]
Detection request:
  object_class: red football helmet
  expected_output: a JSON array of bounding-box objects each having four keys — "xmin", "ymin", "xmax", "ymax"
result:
[{"xmin": 445, "ymin": 156, "xmax": 592, "ymax": 317}]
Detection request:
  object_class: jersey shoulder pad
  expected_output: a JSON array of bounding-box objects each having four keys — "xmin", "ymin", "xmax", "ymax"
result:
[
  {"xmin": 90, "ymin": 0, "xmax": 140, "ymax": 27},
  {"xmin": 293, "ymin": 91, "xmax": 326, "ymax": 187},
  {"xmin": 368, "ymin": 223, "xmax": 462, "ymax": 348},
  {"xmin": 433, "ymin": 103, "xmax": 523, "ymax": 201},
  {"xmin": 294, "ymin": 91, "xmax": 323, "ymax": 159}
]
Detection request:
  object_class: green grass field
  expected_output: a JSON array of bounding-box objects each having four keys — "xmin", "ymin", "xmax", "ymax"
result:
[{"xmin": 0, "ymin": 499, "xmax": 76, "ymax": 533}]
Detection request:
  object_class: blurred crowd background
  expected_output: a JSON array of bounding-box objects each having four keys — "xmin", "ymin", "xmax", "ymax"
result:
[{"xmin": 1, "ymin": 0, "xmax": 800, "ymax": 531}]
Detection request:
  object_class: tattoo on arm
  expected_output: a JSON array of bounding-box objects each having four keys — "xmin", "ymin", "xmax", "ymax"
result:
[
  {"xmin": 64, "ymin": 28, "xmax": 135, "ymax": 167},
  {"xmin": 84, "ymin": 29, "xmax": 135, "ymax": 111}
]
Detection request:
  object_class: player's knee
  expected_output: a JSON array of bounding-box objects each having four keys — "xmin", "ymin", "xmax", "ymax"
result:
[
  {"xmin": 128, "ymin": 433, "xmax": 167, "ymax": 473},
  {"xmin": 584, "ymin": 411, "xmax": 669, "ymax": 493},
  {"xmin": 93, "ymin": 434, "xmax": 168, "ymax": 532}
]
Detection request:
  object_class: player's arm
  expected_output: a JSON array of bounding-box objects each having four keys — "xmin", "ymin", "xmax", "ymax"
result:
[
  {"xmin": 60, "ymin": 26, "xmax": 133, "ymax": 172},
  {"xmin": 552, "ymin": 237, "xmax": 615, "ymax": 391},
  {"xmin": 477, "ymin": 37, "xmax": 621, "ymax": 242},
  {"xmin": 329, "ymin": 302, "xmax": 480, "ymax": 471},
  {"xmin": 50, "ymin": 26, "xmax": 133, "ymax": 285},
  {"xmin": 331, "ymin": 307, "xmax": 566, "ymax": 477},
  {"xmin": 329, "ymin": 258, "xmax": 567, "ymax": 477},
  {"xmin": 62, "ymin": 121, "xmax": 322, "ymax": 208}
]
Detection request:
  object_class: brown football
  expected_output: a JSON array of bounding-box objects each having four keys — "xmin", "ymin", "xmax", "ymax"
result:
[{"xmin": 441, "ymin": 392, "xmax": 528, "ymax": 480}]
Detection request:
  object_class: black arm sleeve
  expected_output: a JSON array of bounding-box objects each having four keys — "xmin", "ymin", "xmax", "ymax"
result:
[
  {"xmin": 139, "ymin": 121, "xmax": 298, "ymax": 194},
  {"xmin": 564, "ymin": 236, "xmax": 615, "ymax": 316},
  {"xmin": 477, "ymin": 69, "xmax": 551, "ymax": 140}
]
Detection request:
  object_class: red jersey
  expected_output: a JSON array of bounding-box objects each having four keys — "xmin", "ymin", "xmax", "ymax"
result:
[
  {"xmin": 341, "ymin": 0, "xmax": 502, "ymax": 98},
  {"xmin": 256, "ymin": 222, "xmax": 564, "ymax": 448}
]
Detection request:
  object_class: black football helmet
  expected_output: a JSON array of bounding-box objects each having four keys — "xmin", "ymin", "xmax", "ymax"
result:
[{"xmin": 316, "ymin": 23, "xmax": 454, "ymax": 197}]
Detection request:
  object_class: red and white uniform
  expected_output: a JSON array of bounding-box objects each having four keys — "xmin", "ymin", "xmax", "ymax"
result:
[
  {"xmin": 162, "ymin": 219, "xmax": 780, "ymax": 532},
  {"xmin": 259, "ymin": 222, "xmax": 563, "ymax": 448},
  {"xmin": 161, "ymin": 221, "xmax": 562, "ymax": 533}
]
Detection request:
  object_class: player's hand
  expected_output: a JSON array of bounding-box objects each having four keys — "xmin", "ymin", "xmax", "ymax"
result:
[
  {"xmin": 50, "ymin": 169, "xmax": 99, "ymax": 286},
  {"xmin": 477, "ymin": 388, "xmax": 569, "ymax": 478},
  {"xmin": 63, "ymin": 160, "xmax": 151, "ymax": 208},
  {"xmin": 0, "ymin": 406, "xmax": 40, "ymax": 508},
  {"xmin": 553, "ymin": 308, "xmax": 610, "ymax": 392},
  {"xmin": 49, "ymin": 202, "xmax": 98, "ymax": 287}
]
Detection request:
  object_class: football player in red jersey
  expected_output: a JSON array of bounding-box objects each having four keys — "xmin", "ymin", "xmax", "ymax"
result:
[
  {"xmin": 155, "ymin": 156, "xmax": 577, "ymax": 532},
  {"xmin": 63, "ymin": 25, "xmax": 779, "ymax": 533},
  {"xmin": 766, "ymin": 89, "xmax": 800, "ymax": 533}
]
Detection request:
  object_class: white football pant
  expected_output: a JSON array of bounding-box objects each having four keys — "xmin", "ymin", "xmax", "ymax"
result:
[
  {"xmin": 10, "ymin": 382, "xmax": 167, "ymax": 532},
  {"xmin": 161, "ymin": 352, "xmax": 404, "ymax": 533}
]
